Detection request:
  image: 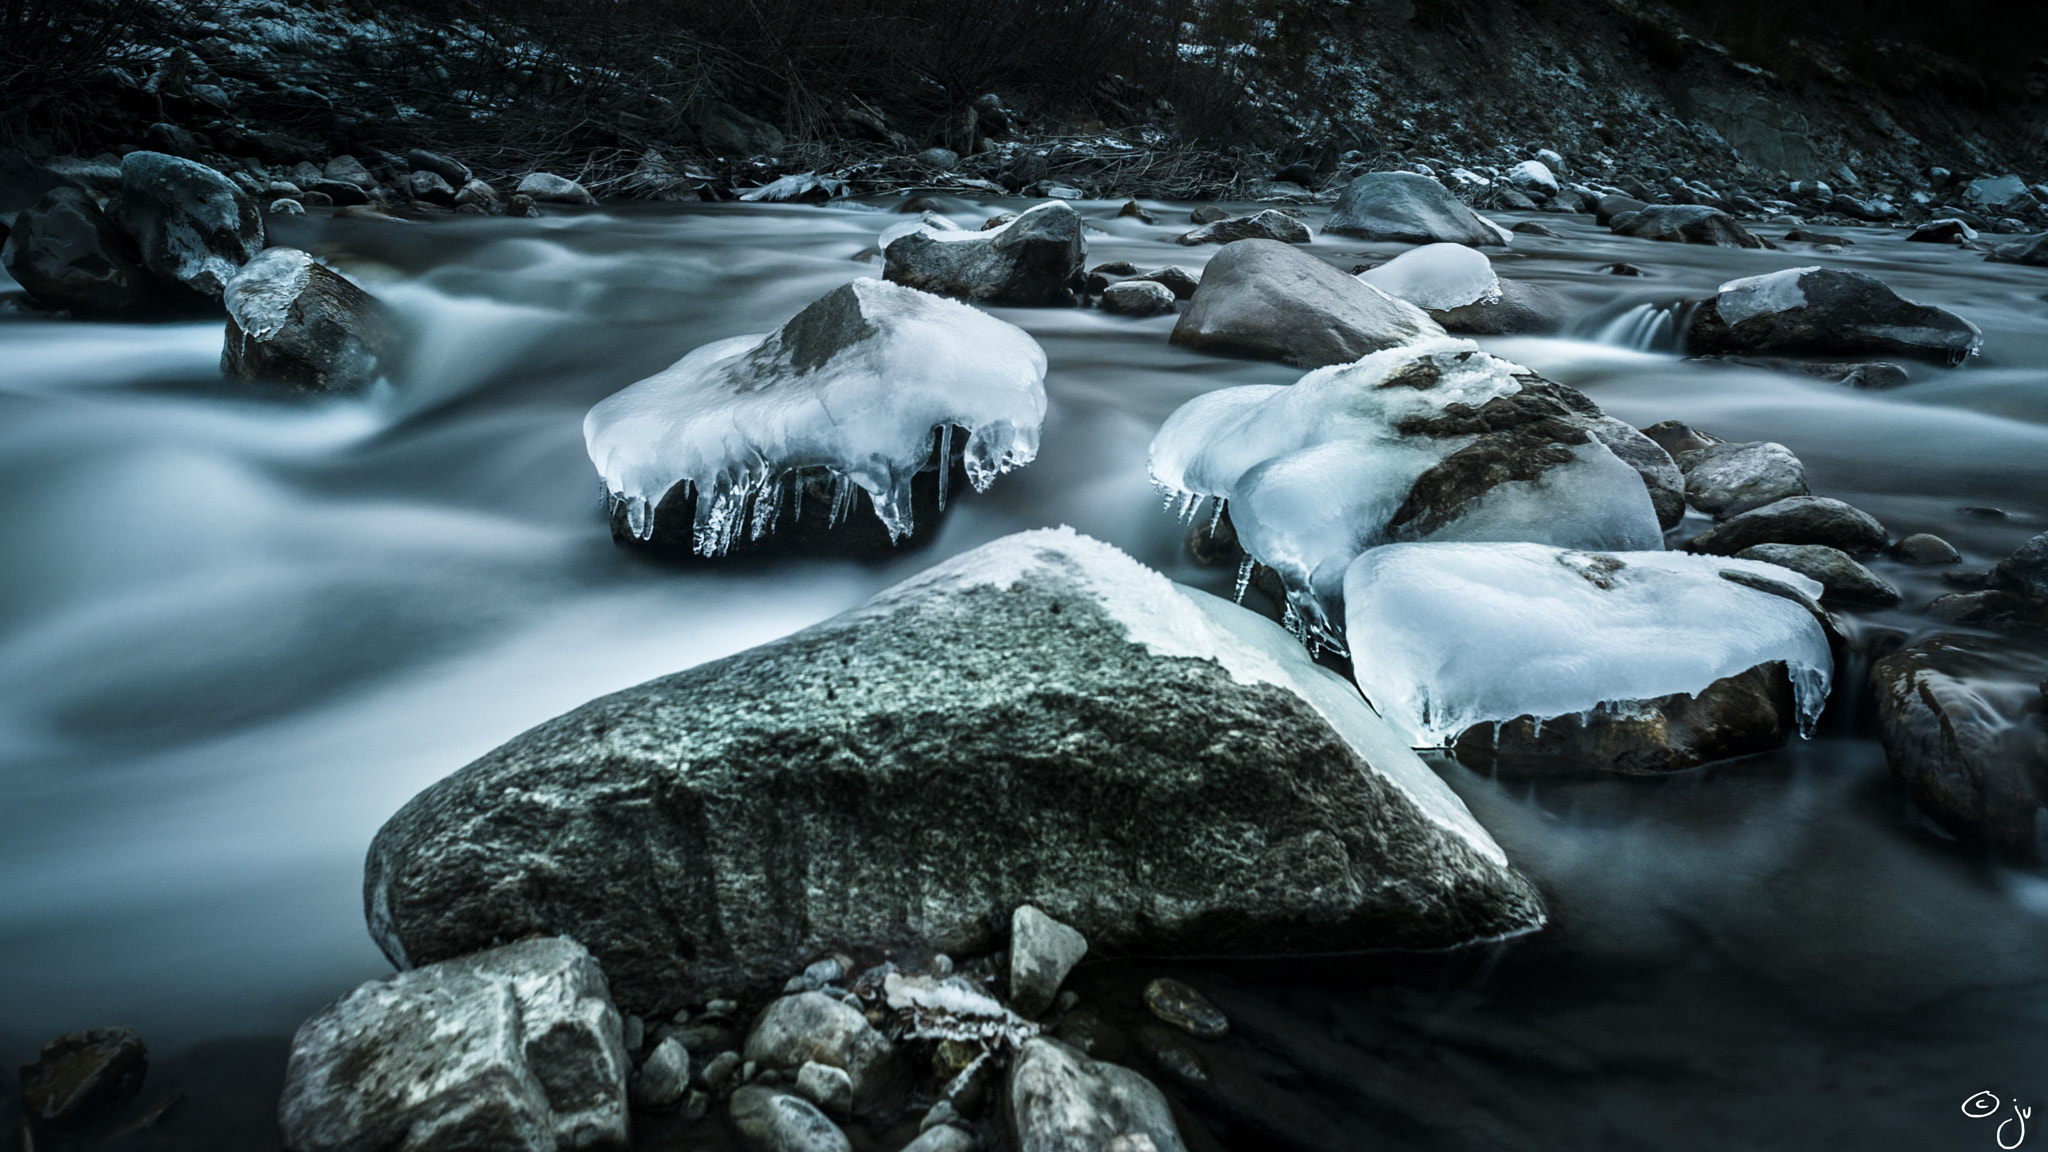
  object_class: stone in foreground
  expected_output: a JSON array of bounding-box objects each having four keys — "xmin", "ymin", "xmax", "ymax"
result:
[
  {"xmin": 222, "ymin": 247, "xmax": 392, "ymax": 391},
  {"xmin": 1873, "ymin": 636, "xmax": 2048, "ymax": 862},
  {"xmin": 517, "ymin": 172, "xmax": 598, "ymax": 205},
  {"xmin": 112, "ymin": 150, "xmax": 262, "ymax": 299},
  {"xmin": 1734, "ymin": 543, "xmax": 1899, "ymax": 605},
  {"xmin": 1687, "ymin": 267, "xmax": 1982, "ymax": 364},
  {"xmin": 1169, "ymin": 239, "xmax": 1442, "ymax": 368},
  {"xmin": 365, "ymin": 529, "xmax": 1544, "ymax": 1014},
  {"xmin": 19, "ymin": 1027, "xmax": 148, "ymax": 1126},
  {"xmin": 1007, "ymin": 1038, "xmax": 1186, "ymax": 1152},
  {"xmin": 279, "ymin": 937, "xmax": 628, "ymax": 1152},
  {"xmin": 885, "ymin": 200, "xmax": 1086, "ymax": 306},
  {"xmin": 1322, "ymin": 172, "xmax": 1507, "ymax": 246},
  {"xmin": 730, "ymin": 1086, "xmax": 850, "ymax": 1152},
  {"xmin": 1010, "ymin": 906, "xmax": 1088, "ymax": 1019}
]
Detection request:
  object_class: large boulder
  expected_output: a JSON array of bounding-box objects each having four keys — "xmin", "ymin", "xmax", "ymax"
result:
[
  {"xmin": 111, "ymin": 150, "xmax": 262, "ymax": 299},
  {"xmin": 1169, "ymin": 239, "xmax": 1442, "ymax": 368},
  {"xmin": 1872, "ymin": 636, "xmax": 2048, "ymax": 862},
  {"xmin": 1149, "ymin": 338, "xmax": 1674, "ymax": 637},
  {"xmin": 221, "ymin": 247, "xmax": 393, "ymax": 391},
  {"xmin": 1006, "ymin": 1038, "xmax": 1185, "ymax": 1152},
  {"xmin": 279, "ymin": 937, "xmax": 630, "ymax": 1152},
  {"xmin": 1686, "ymin": 267, "xmax": 1982, "ymax": 364},
  {"xmin": 584, "ymin": 278, "xmax": 1045, "ymax": 554},
  {"xmin": 1323, "ymin": 172, "xmax": 1508, "ymax": 246},
  {"xmin": 1681, "ymin": 495, "xmax": 1887, "ymax": 557},
  {"xmin": 1, "ymin": 186, "xmax": 156, "ymax": 314},
  {"xmin": 364, "ymin": 529, "xmax": 1545, "ymax": 1014},
  {"xmin": 1609, "ymin": 204, "xmax": 1764, "ymax": 248},
  {"xmin": 884, "ymin": 200, "xmax": 1085, "ymax": 306},
  {"xmin": 1346, "ymin": 542, "xmax": 1837, "ymax": 773}
]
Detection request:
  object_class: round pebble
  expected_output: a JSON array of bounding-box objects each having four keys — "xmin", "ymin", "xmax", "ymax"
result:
[{"xmin": 1142, "ymin": 977, "xmax": 1229, "ymax": 1038}]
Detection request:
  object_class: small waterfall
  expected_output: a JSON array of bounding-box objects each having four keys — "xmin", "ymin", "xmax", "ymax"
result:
[{"xmin": 1589, "ymin": 301, "xmax": 1695, "ymax": 353}]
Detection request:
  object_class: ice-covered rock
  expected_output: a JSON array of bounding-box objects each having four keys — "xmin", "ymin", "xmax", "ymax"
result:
[
  {"xmin": 1344, "ymin": 542, "xmax": 1835, "ymax": 769},
  {"xmin": 363, "ymin": 528, "xmax": 1544, "ymax": 1013},
  {"xmin": 1609, "ymin": 204, "xmax": 1763, "ymax": 248},
  {"xmin": 1354, "ymin": 243, "xmax": 1501, "ymax": 312},
  {"xmin": 1323, "ymin": 172, "xmax": 1509, "ymax": 246},
  {"xmin": 884, "ymin": 200, "xmax": 1085, "ymax": 306},
  {"xmin": 1168, "ymin": 239, "xmax": 1441, "ymax": 368},
  {"xmin": 1687, "ymin": 267, "xmax": 1983, "ymax": 364},
  {"xmin": 1908, "ymin": 219, "xmax": 1977, "ymax": 243},
  {"xmin": 739, "ymin": 172, "xmax": 849, "ymax": 203},
  {"xmin": 516, "ymin": 172, "xmax": 597, "ymax": 205},
  {"xmin": 1, "ymin": 186, "xmax": 156, "ymax": 314},
  {"xmin": 221, "ymin": 247, "xmax": 392, "ymax": 392},
  {"xmin": 1007, "ymin": 1038, "xmax": 1186, "ymax": 1152},
  {"xmin": 1506, "ymin": 160, "xmax": 1558, "ymax": 198},
  {"xmin": 279, "ymin": 937, "xmax": 629, "ymax": 1152},
  {"xmin": 112, "ymin": 150, "xmax": 262, "ymax": 299},
  {"xmin": 583, "ymin": 278, "xmax": 1045, "ymax": 554},
  {"xmin": 1148, "ymin": 338, "xmax": 1668, "ymax": 642},
  {"xmin": 1176, "ymin": 209, "xmax": 1310, "ymax": 245}
]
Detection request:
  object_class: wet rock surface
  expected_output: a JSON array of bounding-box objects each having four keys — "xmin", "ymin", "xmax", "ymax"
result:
[
  {"xmin": 1688, "ymin": 267, "xmax": 1983, "ymax": 364},
  {"xmin": 363, "ymin": 529, "xmax": 1543, "ymax": 1015},
  {"xmin": 1428, "ymin": 278, "xmax": 1569, "ymax": 335},
  {"xmin": 885, "ymin": 200, "xmax": 1085, "ymax": 306},
  {"xmin": 1176, "ymin": 209, "xmax": 1309, "ymax": 245},
  {"xmin": 1007, "ymin": 1038, "xmax": 1187, "ymax": 1152},
  {"xmin": 221, "ymin": 247, "xmax": 392, "ymax": 391},
  {"xmin": 111, "ymin": 150, "xmax": 262, "ymax": 300},
  {"xmin": 278, "ymin": 937, "xmax": 628, "ymax": 1152},
  {"xmin": 19, "ymin": 1027, "xmax": 149, "ymax": 1127},
  {"xmin": 1678, "ymin": 441, "xmax": 1809, "ymax": 519},
  {"xmin": 1, "ymin": 187, "xmax": 156, "ymax": 315},
  {"xmin": 1099, "ymin": 278, "xmax": 1177, "ymax": 317},
  {"xmin": 742, "ymin": 993, "xmax": 901, "ymax": 1117},
  {"xmin": 1873, "ymin": 636, "xmax": 2048, "ymax": 862},
  {"xmin": 1683, "ymin": 496, "xmax": 1888, "ymax": 557},
  {"xmin": 1142, "ymin": 979, "xmax": 1228, "ymax": 1039},
  {"xmin": 1609, "ymin": 204, "xmax": 1764, "ymax": 247},
  {"xmin": 1011, "ymin": 906, "xmax": 1090, "ymax": 1020},
  {"xmin": 1734, "ymin": 544, "xmax": 1899, "ymax": 605},
  {"xmin": 1169, "ymin": 239, "xmax": 1441, "ymax": 367},
  {"xmin": 729, "ymin": 1085, "xmax": 851, "ymax": 1152},
  {"xmin": 1323, "ymin": 172, "xmax": 1506, "ymax": 246}
]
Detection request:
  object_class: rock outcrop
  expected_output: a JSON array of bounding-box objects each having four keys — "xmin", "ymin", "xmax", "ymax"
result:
[{"xmin": 364, "ymin": 529, "xmax": 1544, "ymax": 1014}]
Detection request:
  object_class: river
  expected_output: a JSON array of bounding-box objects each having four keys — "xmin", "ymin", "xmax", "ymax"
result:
[{"xmin": 2, "ymin": 196, "xmax": 2045, "ymax": 1149}]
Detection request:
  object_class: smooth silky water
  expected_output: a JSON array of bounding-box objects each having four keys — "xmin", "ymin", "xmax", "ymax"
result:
[{"xmin": 2, "ymin": 198, "xmax": 2045, "ymax": 1149}]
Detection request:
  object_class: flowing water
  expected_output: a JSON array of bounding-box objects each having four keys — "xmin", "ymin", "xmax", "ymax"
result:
[{"xmin": 2, "ymin": 198, "xmax": 2045, "ymax": 1149}]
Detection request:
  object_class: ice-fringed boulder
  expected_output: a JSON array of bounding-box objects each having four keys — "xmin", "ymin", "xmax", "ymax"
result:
[
  {"xmin": 1148, "ymin": 337, "xmax": 1671, "ymax": 646},
  {"xmin": 583, "ymin": 278, "xmax": 1046, "ymax": 556},
  {"xmin": 1354, "ymin": 243, "xmax": 1501, "ymax": 312},
  {"xmin": 222, "ymin": 247, "xmax": 392, "ymax": 392},
  {"xmin": 365, "ymin": 528, "xmax": 1544, "ymax": 1013},
  {"xmin": 1345, "ymin": 542, "xmax": 1836, "ymax": 773},
  {"xmin": 111, "ymin": 150, "xmax": 262, "ymax": 299}
]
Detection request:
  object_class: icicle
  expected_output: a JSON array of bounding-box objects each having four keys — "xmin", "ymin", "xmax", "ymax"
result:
[
  {"xmin": 935, "ymin": 424, "xmax": 953, "ymax": 512},
  {"xmin": 749, "ymin": 474, "xmax": 784, "ymax": 541},
  {"xmin": 623, "ymin": 492, "xmax": 653, "ymax": 541},
  {"xmin": 1234, "ymin": 557, "xmax": 1255, "ymax": 604},
  {"xmin": 829, "ymin": 472, "xmax": 855, "ymax": 527},
  {"xmin": 1177, "ymin": 490, "xmax": 1200, "ymax": 523},
  {"xmin": 1207, "ymin": 496, "xmax": 1226, "ymax": 536}
]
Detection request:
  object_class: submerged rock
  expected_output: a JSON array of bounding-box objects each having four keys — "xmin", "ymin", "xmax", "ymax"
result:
[
  {"xmin": 19, "ymin": 1027, "xmax": 149, "ymax": 1126},
  {"xmin": 1682, "ymin": 496, "xmax": 1888, "ymax": 557},
  {"xmin": 1142, "ymin": 979, "xmax": 1227, "ymax": 1039},
  {"xmin": 364, "ymin": 529, "xmax": 1544, "ymax": 1012},
  {"xmin": 1873, "ymin": 636, "xmax": 2048, "ymax": 862},
  {"xmin": 221, "ymin": 247, "xmax": 392, "ymax": 391},
  {"xmin": 1, "ymin": 187, "xmax": 155, "ymax": 314},
  {"xmin": 584, "ymin": 278, "xmax": 1046, "ymax": 554},
  {"xmin": 1346, "ymin": 542, "xmax": 1836, "ymax": 773},
  {"xmin": 279, "ymin": 937, "xmax": 629, "ymax": 1152},
  {"xmin": 1006, "ymin": 1038, "xmax": 1186, "ymax": 1152},
  {"xmin": 1176, "ymin": 209, "xmax": 1309, "ymax": 245},
  {"xmin": 1687, "ymin": 267, "xmax": 1982, "ymax": 364},
  {"xmin": 1323, "ymin": 172, "xmax": 1508, "ymax": 246},
  {"xmin": 884, "ymin": 200, "xmax": 1085, "ymax": 306},
  {"xmin": 111, "ymin": 150, "xmax": 262, "ymax": 299},
  {"xmin": 1169, "ymin": 239, "xmax": 1442, "ymax": 368},
  {"xmin": 1608, "ymin": 204, "xmax": 1764, "ymax": 247}
]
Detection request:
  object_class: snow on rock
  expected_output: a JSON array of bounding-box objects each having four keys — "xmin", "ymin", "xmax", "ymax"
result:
[
  {"xmin": 112, "ymin": 150, "xmax": 262, "ymax": 299},
  {"xmin": 1688, "ymin": 266, "xmax": 1983, "ymax": 364},
  {"xmin": 1507, "ymin": 160, "xmax": 1558, "ymax": 197},
  {"xmin": 1148, "ymin": 337, "xmax": 1665, "ymax": 643},
  {"xmin": 583, "ymin": 277, "xmax": 1046, "ymax": 554},
  {"xmin": 1355, "ymin": 243, "xmax": 1502, "ymax": 312},
  {"xmin": 1343, "ymin": 541, "xmax": 1835, "ymax": 748}
]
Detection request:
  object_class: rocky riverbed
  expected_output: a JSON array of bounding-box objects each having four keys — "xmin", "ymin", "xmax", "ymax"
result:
[{"xmin": 3, "ymin": 159, "xmax": 2047, "ymax": 1151}]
